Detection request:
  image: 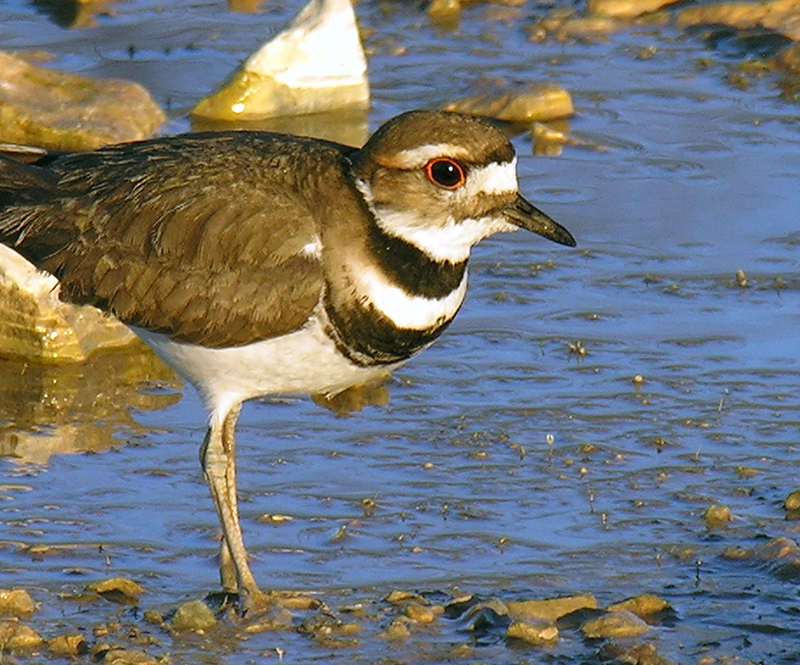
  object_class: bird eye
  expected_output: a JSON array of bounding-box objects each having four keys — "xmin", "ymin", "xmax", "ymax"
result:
[{"xmin": 424, "ymin": 158, "xmax": 466, "ymax": 190}]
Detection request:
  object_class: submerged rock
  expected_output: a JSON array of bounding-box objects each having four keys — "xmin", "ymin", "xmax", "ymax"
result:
[
  {"xmin": 0, "ymin": 50, "xmax": 164, "ymax": 151},
  {"xmin": 581, "ymin": 609, "xmax": 651, "ymax": 639},
  {"xmin": 506, "ymin": 594, "xmax": 597, "ymax": 623},
  {"xmin": 587, "ymin": 0, "xmax": 681, "ymax": 18},
  {"xmin": 506, "ymin": 619, "xmax": 558, "ymax": 645},
  {"xmin": 443, "ymin": 82, "xmax": 573, "ymax": 123},
  {"xmin": 193, "ymin": 0, "xmax": 369, "ymax": 120},
  {"xmin": 607, "ymin": 594, "xmax": 670, "ymax": 618},
  {"xmin": 676, "ymin": 0, "xmax": 800, "ymax": 40}
]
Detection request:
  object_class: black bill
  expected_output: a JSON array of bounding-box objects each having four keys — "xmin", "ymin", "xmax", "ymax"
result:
[{"xmin": 504, "ymin": 195, "xmax": 576, "ymax": 248}]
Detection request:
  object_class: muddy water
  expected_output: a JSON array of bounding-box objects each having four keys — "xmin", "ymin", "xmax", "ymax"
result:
[{"xmin": 2, "ymin": 1, "xmax": 800, "ymax": 662}]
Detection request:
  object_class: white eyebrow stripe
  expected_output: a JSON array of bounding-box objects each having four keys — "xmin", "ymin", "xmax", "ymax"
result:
[{"xmin": 389, "ymin": 143, "xmax": 472, "ymax": 168}]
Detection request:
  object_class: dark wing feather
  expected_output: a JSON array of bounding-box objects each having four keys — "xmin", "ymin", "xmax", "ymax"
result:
[{"xmin": 0, "ymin": 132, "xmax": 339, "ymax": 348}]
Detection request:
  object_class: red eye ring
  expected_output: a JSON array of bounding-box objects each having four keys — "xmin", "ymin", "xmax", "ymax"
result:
[{"xmin": 424, "ymin": 158, "xmax": 466, "ymax": 190}]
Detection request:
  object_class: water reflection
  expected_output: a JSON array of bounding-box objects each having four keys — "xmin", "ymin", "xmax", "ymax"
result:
[{"xmin": 0, "ymin": 342, "xmax": 180, "ymax": 464}]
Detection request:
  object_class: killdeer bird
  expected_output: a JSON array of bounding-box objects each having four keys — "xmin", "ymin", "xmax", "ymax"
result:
[{"xmin": 0, "ymin": 110, "xmax": 575, "ymax": 615}]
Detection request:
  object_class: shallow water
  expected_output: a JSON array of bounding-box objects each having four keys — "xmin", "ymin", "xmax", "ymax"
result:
[{"xmin": 2, "ymin": 1, "xmax": 800, "ymax": 662}]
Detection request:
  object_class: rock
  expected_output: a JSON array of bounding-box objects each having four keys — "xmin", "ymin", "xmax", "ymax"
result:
[
  {"xmin": 724, "ymin": 536, "xmax": 800, "ymax": 580},
  {"xmin": 405, "ymin": 603, "xmax": 436, "ymax": 623},
  {"xmin": 506, "ymin": 594, "xmax": 597, "ymax": 623},
  {"xmin": 587, "ymin": 0, "xmax": 681, "ymax": 19},
  {"xmin": 443, "ymin": 82, "xmax": 573, "ymax": 123},
  {"xmin": 0, "ymin": 621, "xmax": 44, "ymax": 651},
  {"xmin": 506, "ymin": 619, "xmax": 558, "ymax": 645},
  {"xmin": 581, "ymin": 609, "xmax": 651, "ymax": 639},
  {"xmin": 0, "ymin": 50, "xmax": 165, "ymax": 151},
  {"xmin": 607, "ymin": 594, "xmax": 670, "ymax": 618},
  {"xmin": 600, "ymin": 640, "xmax": 678, "ymax": 665},
  {"xmin": 380, "ymin": 617, "xmax": 412, "ymax": 639},
  {"xmin": 48, "ymin": 633, "xmax": 89, "ymax": 656},
  {"xmin": 100, "ymin": 648, "xmax": 157, "ymax": 664},
  {"xmin": 86, "ymin": 577, "xmax": 144, "ymax": 604},
  {"xmin": 0, "ymin": 590, "xmax": 36, "ymax": 616},
  {"xmin": 703, "ymin": 503, "xmax": 733, "ymax": 529},
  {"xmin": 773, "ymin": 42, "xmax": 800, "ymax": 72},
  {"xmin": 193, "ymin": 0, "xmax": 369, "ymax": 120},
  {"xmin": 785, "ymin": 489, "xmax": 800, "ymax": 512},
  {"xmin": 170, "ymin": 599, "xmax": 217, "ymax": 631},
  {"xmin": 676, "ymin": 0, "xmax": 800, "ymax": 41},
  {"xmin": 0, "ymin": 245, "xmax": 137, "ymax": 363}
]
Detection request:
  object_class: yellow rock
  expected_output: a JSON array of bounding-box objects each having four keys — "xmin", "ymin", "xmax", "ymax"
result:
[
  {"xmin": 193, "ymin": 0, "xmax": 369, "ymax": 120},
  {"xmin": 0, "ymin": 50, "xmax": 164, "ymax": 151},
  {"xmin": 506, "ymin": 593, "xmax": 597, "ymax": 623}
]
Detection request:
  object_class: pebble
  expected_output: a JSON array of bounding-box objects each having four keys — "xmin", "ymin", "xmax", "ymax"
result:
[
  {"xmin": 87, "ymin": 577, "xmax": 144, "ymax": 604},
  {"xmin": 443, "ymin": 82, "xmax": 573, "ymax": 123},
  {"xmin": 0, "ymin": 589, "xmax": 36, "ymax": 616},
  {"xmin": 581, "ymin": 610, "xmax": 651, "ymax": 639},
  {"xmin": 785, "ymin": 489, "xmax": 800, "ymax": 512},
  {"xmin": 0, "ymin": 621, "xmax": 44, "ymax": 651},
  {"xmin": 703, "ymin": 503, "xmax": 733, "ymax": 529},
  {"xmin": 170, "ymin": 599, "xmax": 217, "ymax": 632},
  {"xmin": 506, "ymin": 619, "xmax": 559, "ymax": 645},
  {"xmin": 600, "ymin": 640, "xmax": 678, "ymax": 665},
  {"xmin": 380, "ymin": 617, "xmax": 412, "ymax": 639},
  {"xmin": 506, "ymin": 594, "xmax": 597, "ymax": 623},
  {"xmin": 99, "ymin": 647, "xmax": 157, "ymax": 664},
  {"xmin": 405, "ymin": 602, "xmax": 436, "ymax": 623},
  {"xmin": 607, "ymin": 594, "xmax": 669, "ymax": 618},
  {"xmin": 587, "ymin": 0, "xmax": 680, "ymax": 19},
  {"xmin": 48, "ymin": 633, "xmax": 89, "ymax": 656}
]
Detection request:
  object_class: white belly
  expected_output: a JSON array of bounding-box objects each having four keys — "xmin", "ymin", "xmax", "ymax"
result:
[{"xmin": 134, "ymin": 314, "xmax": 398, "ymax": 420}]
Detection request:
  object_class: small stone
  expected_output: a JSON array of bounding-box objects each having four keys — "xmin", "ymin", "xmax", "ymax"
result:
[
  {"xmin": 48, "ymin": 633, "xmax": 89, "ymax": 656},
  {"xmin": 506, "ymin": 619, "xmax": 558, "ymax": 645},
  {"xmin": 170, "ymin": 599, "xmax": 217, "ymax": 632},
  {"xmin": 86, "ymin": 577, "xmax": 144, "ymax": 604},
  {"xmin": 587, "ymin": 0, "xmax": 680, "ymax": 19},
  {"xmin": 607, "ymin": 594, "xmax": 670, "ymax": 618},
  {"xmin": 380, "ymin": 617, "xmax": 411, "ymax": 639},
  {"xmin": 601, "ymin": 640, "xmax": 678, "ymax": 665},
  {"xmin": 142, "ymin": 611, "xmax": 163, "ymax": 625},
  {"xmin": 581, "ymin": 610, "xmax": 650, "ymax": 639},
  {"xmin": 0, "ymin": 621, "xmax": 44, "ymax": 651},
  {"xmin": 0, "ymin": 589, "xmax": 36, "ymax": 616},
  {"xmin": 405, "ymin": 603, "xmax": 436, "ymax": 623},
  {"xmin": 444, "ymin": 82, "xmax": 573, "ymax": 123},
  {"xmin": 101, "ymin": 648, "xmax": 157, "ymax": 664},
  {"xmin": 785, "ymin": 489, "xmax": 800, "ymax": 512},
  {"xmin": 506, "ymin": 594, "xmax": 597, "ymax": 623},
  {"xmin": 703, "ymin": 503, "xmax": 733, "ymax": 529}
]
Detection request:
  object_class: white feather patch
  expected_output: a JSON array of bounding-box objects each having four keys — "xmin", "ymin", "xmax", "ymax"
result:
[{"xmin": 358, "ymin": 267, "xmax": 468, "ymax": 330}]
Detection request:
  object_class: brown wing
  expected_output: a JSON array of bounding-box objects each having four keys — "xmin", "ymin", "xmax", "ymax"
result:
[{"xmin": 0, "ymin": 132, "xmax": 340, "ymax": 348}]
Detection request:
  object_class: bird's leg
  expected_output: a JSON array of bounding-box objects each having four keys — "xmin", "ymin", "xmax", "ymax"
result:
[{"xmin": 201, "ymin": 404, "xmax": 270, "ymax": 616}]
